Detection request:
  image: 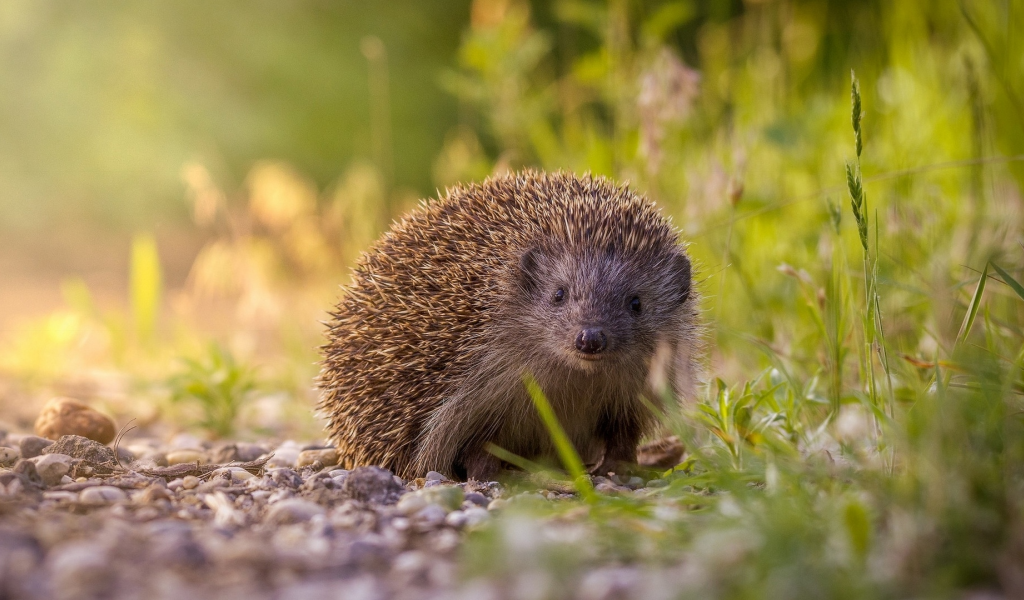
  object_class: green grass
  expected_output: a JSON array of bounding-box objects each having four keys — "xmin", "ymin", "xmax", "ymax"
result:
[{"xmin": 446, "ymin": 5, "xmax": 1024, "ymax": 596}]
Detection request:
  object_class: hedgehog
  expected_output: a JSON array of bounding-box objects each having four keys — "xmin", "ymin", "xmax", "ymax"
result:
[{"xmin": 318, "ymin": 171, "xmax": 702, "ymax": 481}]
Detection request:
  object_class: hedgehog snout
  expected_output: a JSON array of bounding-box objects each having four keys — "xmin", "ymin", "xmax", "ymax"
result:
[{"xmin": 575, "ymin": 327, "xmax": 608, "ymax": 355}]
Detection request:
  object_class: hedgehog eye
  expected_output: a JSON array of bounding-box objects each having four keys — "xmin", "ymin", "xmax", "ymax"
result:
[
  {"xmin": 553, "ymin": 288, "xmax": 565, "ymax": 304},
  {"xmin": 629, "ymin": 296, "xmax": 642, "ymax": 314}
]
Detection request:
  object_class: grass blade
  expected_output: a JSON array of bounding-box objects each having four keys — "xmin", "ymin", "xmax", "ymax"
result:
[
  {"xmin": 485, "ymin": 443, "xmax": 549, "ymax": 474},
  {"xmin": 523, "ymin": 374, "xmax": 596, "ymax": 502},
  {"xmin": 990, "ymin": 262, "xmax": 1024, "ymax": 302},
  {"xmin": 956, "ymin": 262, "xmax": 989, "ymax": 347}
]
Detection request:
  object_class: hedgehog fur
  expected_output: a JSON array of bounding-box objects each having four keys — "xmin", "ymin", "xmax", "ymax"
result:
[{"xmin": 318, "ymin": 171, "xmax": 702, "ymax": 481}]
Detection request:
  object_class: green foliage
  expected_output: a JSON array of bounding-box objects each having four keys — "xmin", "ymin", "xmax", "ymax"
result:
[
  {"xmin": 956, "ymin": 261, "xmax": 989, "ymax": 348},
  {"xmin": 167, "ymin": 344, "xmax": 259, "ymax": 438},
  {"xmin": 449, "ymin": 3, "xmax": 1024, "ymax": 596}
]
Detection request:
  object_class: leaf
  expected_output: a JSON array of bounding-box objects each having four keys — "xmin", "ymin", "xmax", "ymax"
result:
[
  {"xmin": 844, "ymin": 499, "xmax": 871, "ymax": 561},
  {"xmin": 956, "ymin": 262, "xmax": 989, "ymax": 347},
  {"xmin": 990, "ymin": 262, "xmax": 1024, "ymax": 302}
]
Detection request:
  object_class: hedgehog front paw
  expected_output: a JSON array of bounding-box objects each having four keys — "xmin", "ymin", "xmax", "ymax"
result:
[
  {"xmin": 464, "ymin": 450, "xmax": 502, "ymax": 482},
  {"xmin": 590, "ymin": 457, "xmax": 639, "ymax": 478}
]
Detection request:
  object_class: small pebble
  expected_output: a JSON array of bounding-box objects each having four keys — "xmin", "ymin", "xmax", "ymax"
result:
[
  {"xmin": 296, "ymin": 448, "xmax": 338, "ymax": 468},
  {"xmin": 425, "ymin": 471, "xmax": 448, "ymax": 482},
  {"xmin": 414, "ymin": 503, "xmax": 447, "ymax": 527},
  {"xmin": 464, "ymin": 492, "xmax": 489, "ymax": 507},
  {"xmin": 30, "ymin": 453, "xmax": 72, "ymax": 486},
  {"xmin": 80, "ymin": 485, "xmax": 128, "ymax": 504},
  {"xmin": 487, "ymin": 498, "xmax": 507, "ymax": 511},
  {"xmin": 445, "ymin": 510, "xmax": 467, "ymax": 528},
  {"xmin": 397, "ymin": 493, "xmax": 428, "ymax": 516},
  {"xmin": 265, "ymin": 498, "xmax": 326, "ymax": 525},
  {"xmin": 210, "ymin": 442, "xmax": 268, "ymax": 463},
  {"xmin": 18, "ymin": 436, "xmax": 52, "ymax": 459},
  {"xmin": 463, "ymin": 507, "xmax": 490, "ymax": 527},
  {"xmin": 270, "ymin": 468, "xmax": 303, "ymax": 488},
  {"xmin": 268, "ymin": 489, "xmax": 294, "ymax": 504},
  {"xmin": 166, "ymin": 449, "xmax": 209, "ymax": 466},
  {"xmin": 182, "ymin": 476, "xmax": 200, "ymax": 490},
  {"xmin": 342, "ymin": 466, "xmax": 404, "ymax": 504},
  {"xmin": 42, "ymin": 490, "xmax": 78, "ymax": 502},
  {"xmin": 266, "ymin": 447, "xmax": 300, "ymax": 468},
  {"xmin": 419, "ymin": 486, "xmax": 464, "ymax": 511},
  {"xmin": 0, "ymin": 447, "xmax": 18, "ymax": 467},
  {"xmin": 210, "ymin": 467, "xmax": 254, "ymax": 481}
]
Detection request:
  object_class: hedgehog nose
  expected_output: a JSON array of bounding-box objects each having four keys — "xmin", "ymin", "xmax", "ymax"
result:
[{"xmin": 575, "ymin": 328, "xmax": 607, "ymax": 354}]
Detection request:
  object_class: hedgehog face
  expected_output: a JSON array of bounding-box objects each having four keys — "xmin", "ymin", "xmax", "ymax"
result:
[{"xmin": 517, "ymin": 245, "xmax": 692, "ymax": 373}]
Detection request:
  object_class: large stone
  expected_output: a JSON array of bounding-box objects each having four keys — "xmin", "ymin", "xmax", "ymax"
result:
[
  {"xmin": 34, "ymin": 398, "xmax": 116, "ymax": 445},
  {"xmin": 43, "ymin": 435, "xmax": 117, "ymax": 475}
]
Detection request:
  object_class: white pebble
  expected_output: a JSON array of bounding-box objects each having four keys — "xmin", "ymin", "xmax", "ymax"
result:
[
  {"xmin": 80, "ymin": 486, "xmax": 128, "ymax": 504},
  {"xmin": 265, "ymin": 498, "xmax": 325, "ymax": 525},
  {"xmin": 210, "ymin": 467, "xmax": 254, "ymax": 481},
  {"xmin": 0, "ymin": 447, "xmax": 18, "ymax": 466},
  {"xmin": 31, "ymin": 453, "xmax": 72, "ymax": 486},
  {"xmin": 166, "ymin": 449, "xmax": 208, "ymax": 465},
  {"xmin": 444, "ymin": 510, "xmax": 467, "ymax": 528},
  {"xmin": 396, "ymin": 492, "xmax": 428, "ymax": 515},
  {"xmin": 43, "ymin": 491, "xmax": 78, "ymax": 502},
  {"xmin": 414, "ymin": 503, "xmax": 447, "ymax": 526},
  {"xmin": 463, "ymin": 507, "xmax": 490, "ymax": 528}
]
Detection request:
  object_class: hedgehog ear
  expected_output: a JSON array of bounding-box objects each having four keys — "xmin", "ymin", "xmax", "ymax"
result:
[
  {"xmin": 519, "ymin": 246, "xmax": 543, "ymax": 294},
  {"xmin": 672, "ymin": 253, "xmax": 692, "ymax": 305}
]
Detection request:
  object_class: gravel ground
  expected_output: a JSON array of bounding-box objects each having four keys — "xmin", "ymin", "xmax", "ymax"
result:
[{"xmin": 0, "ymin": 431, "xmax": 659, "ymax": 600}]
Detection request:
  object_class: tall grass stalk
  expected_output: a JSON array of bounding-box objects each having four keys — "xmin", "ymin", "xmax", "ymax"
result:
[{"xmin": 846, "ymin": 72, "xmax": 895, "ymax": 467}]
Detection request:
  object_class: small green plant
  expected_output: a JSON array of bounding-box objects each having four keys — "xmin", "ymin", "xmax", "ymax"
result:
[{"xmin": 167, "ymin": 344, "xmax": 259, "ymax": 438}]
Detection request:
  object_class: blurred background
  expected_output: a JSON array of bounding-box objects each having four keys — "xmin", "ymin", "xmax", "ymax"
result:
[{"xmin": 0, "ymin": 0, "xmax": 1021, "ymax": 441}]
